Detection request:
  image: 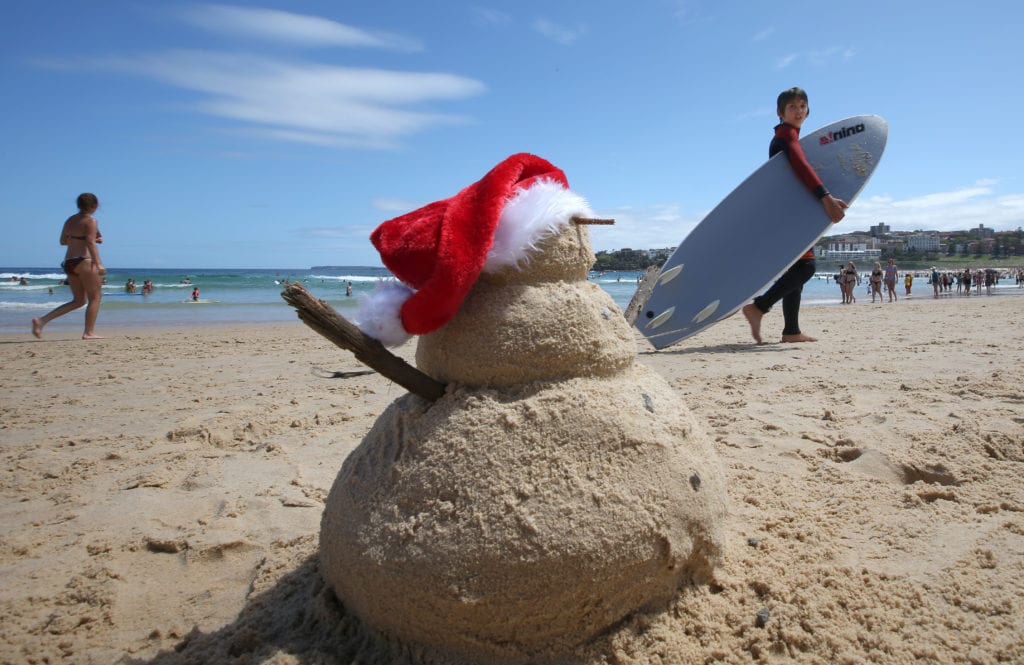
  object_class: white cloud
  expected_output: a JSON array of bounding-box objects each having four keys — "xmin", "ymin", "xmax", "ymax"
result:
[
  {"xmin": 590, "ymin": 204, "xmax": 704, "ymax": 253},
  {"xmin": 472, "ymin": 7, "xmax": 512, "ymax": 26},
  {"xmin": 93, "ymin": 50, "xmax": 486, "ymax": 148},
  {"xmin": 891, "ymin": 185, "xmax": 993, "ymax": 209},
  {"xmin": 181, "ymin": 4, "xmax": 422, "ymax": 51},
  {"xmin": 775, "ymin": 53, "xmax": 797, "ymax": 69},
  {"xmin": 532, "ymin": 18, "xmax": 586, "ymax": 45},
  {"xmin": 806, "ymin": 46, "xmax": 848, "ymax": 66},
  {"xmin": 371, "ymin": 197, "xmax": 421, "ymax": 213},
  {"xmin": 297, "ymin": 199, "xmax": 420, "ymax": 243},
  {"xmin": 37, "ymin": 6, "xmax": 485, "ymax": 150},
  {"xmin": 669, "ymin": 0, "xmax": 702, "ymax": 26},
  {"xmin": 301, "ymin": 226, "xmax": 376, "ymax": 239},
  {"xmin": 734, "ymin": 106, "xmax": 775, "ymax": 122},
  {"xmin": 752, "ymin": 27, "xmax": 774, "ymax": 42},
  {"xmin": 775, "ymin": 46, "xmax": 856, "ymax": 69},
  {"xmin": 998, "ymin": 193, "xmax": 1024, "ymax": 208},
  {"xmin": 847, "ymin": 184, "xmax": 1024, "ymax": 232}
]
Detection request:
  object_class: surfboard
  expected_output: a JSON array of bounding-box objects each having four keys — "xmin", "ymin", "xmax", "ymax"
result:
[
  {"xmin": 183, "ymin": 299, "xmax": 219, "ymax": 304},
  {"xmin": 635, "ymin": 115, "xmax": 888, "ymax": 349}
]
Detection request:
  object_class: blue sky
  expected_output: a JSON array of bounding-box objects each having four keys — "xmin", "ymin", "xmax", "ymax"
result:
[{"xmin": 3, "ymin": 0, "xmax": 1022, "ymax": 269}]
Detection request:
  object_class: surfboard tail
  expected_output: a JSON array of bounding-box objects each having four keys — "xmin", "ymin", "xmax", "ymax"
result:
[{"xmin": 623, "ymin": 265, "xmax": 661, "ymax": 325}]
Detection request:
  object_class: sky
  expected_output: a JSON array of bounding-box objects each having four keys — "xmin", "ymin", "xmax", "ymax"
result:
[{"xmin": 3, "ymin": 0, "xmax": 1023, "ymax": 269}]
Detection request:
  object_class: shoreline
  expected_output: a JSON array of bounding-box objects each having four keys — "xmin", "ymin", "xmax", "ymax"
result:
[
  {"xmin": 5, "ymin": 263, "xmax": 1022, "ymax": 336},
  {"xmin": 2, "ymin": 295, "xmax": 1023, "ymax": 662},
  {"xmin": 9, "ymin": 319, "xmax": 311, "ymax": 341},
  {"xmin": 5, "ymin": 282, "xmax": 1024, "ymax": 341}
]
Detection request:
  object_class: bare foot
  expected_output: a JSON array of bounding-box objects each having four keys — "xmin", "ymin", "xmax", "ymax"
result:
[
  {"xmin": 741, "ymin": 303, "xmax": 763, "ymax": 344},
  {"xmin": 32, "ymin": 318, "xmax": 43, "ymax": 339},
  {"xmin": 82, "ymin": 333, "xmax": 105, "ymax": 340},
  {"xmin": 781, "ymin": 333, "xmax": 817, "ymax": 343}
]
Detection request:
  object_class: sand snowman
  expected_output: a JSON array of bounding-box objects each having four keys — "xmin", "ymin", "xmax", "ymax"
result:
[{"xmin": 319, "ymin": 154, "xmax": 727, "ymax": 663}]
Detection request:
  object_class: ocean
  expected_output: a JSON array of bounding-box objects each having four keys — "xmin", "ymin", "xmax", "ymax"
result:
[{"xmin": 2, "ymin": 266, "xmax": 1020, "ymax": 335}]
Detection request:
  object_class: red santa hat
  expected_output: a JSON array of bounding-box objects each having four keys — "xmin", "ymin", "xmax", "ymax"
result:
[{"xmin": 356, "ymin": 153, "xmax": 593, "ymax": 347}]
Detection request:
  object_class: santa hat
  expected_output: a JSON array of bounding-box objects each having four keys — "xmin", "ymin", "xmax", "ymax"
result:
[{"xmin": 356, "ymin": 153, "xmax": 593, "ymax": 347}]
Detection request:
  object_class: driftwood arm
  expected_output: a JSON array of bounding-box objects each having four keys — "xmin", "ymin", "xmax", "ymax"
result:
[
  {"xmin": 572, "ymin": 216, "xmax": 614, "ymax": 225},
  {"xmin": 281, "ymin": 283, "xmax": 446, "ymax": 403}
]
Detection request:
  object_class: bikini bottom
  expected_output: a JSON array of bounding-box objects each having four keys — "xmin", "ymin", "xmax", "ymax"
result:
[{"xmin": 61, "ymin": 256, "xmax": 88, "ymax": 275}]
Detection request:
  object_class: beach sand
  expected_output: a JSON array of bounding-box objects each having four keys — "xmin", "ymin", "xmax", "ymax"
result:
[{"xmin": 2, "ymin": 293, "xmax": 1022, "ymax": 664}]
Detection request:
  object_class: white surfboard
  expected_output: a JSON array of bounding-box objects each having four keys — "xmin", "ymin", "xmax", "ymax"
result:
[{"xmin": 635, "ymin": 115, "xmax": 888, "ymax": 349}]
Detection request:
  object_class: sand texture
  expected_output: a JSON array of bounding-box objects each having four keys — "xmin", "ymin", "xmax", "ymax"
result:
[{"xmin": 2, "ymin": 293, "xmax": 1024, "ymax": 663}]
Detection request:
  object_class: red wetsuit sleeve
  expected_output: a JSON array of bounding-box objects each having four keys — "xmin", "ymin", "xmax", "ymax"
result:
[
  {"xmin": 771, "ymin": 123, "xmax": 825, "ymax": 260},
  {"xmin": 773, "ymin": 123, "xmax": 829, "ymax": 199}
]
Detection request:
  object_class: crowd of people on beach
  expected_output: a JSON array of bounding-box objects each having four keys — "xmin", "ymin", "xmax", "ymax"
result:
[{"xmin": 833, "ymin": 261, "xmax": 1022, "ymax": 303}]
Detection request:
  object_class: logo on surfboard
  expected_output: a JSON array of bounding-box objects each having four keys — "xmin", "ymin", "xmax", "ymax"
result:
[{"xmin": 819, "ymin": 123, "xmax": 866, "ymax": 145}]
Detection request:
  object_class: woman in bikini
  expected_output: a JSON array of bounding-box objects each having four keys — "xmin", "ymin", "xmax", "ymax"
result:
[
  {"xmin": 869, "ymin": 262, "xmax": 884, "ymax": 303},
  {"xmin": 883, "ymin": 258, "xmax": 899, "ymax": 302},
  {"xmin": 32, "ymin": 193, "xmax": 107, "ymax": 339},
  {"xmin": 842, "ymin": 261, "xmax": 859, "ymax": 304}
]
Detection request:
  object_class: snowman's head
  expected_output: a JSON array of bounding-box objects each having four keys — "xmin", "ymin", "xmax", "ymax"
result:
[{"xmin": 356, "ymin": 154, "xmax": 594, "ymax": 347}]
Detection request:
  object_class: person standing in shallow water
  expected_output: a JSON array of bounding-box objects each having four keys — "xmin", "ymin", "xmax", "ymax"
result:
[
  {"xmin": 869, "ymin": 262, "xmax": 884, "ymax": 303},
  {"xmin": 32, "ymin": 193, "xmax": 107, "ymax": 340},
  {"xmin": 742, "ymin": 87, "xmax": 848, "ymax": 344},
  {"xmin": 884, "ymin": 258, "xmax": 899, "ymax": 302}
]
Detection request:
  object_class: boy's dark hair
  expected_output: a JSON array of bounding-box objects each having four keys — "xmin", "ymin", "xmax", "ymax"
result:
[
  {"xmin": 76, "ymin": 192, "xmax": 99, "ymax": 212},
  {"xmin": 776, "ymin": 87, "xmax": 809, "ymax": 118}
]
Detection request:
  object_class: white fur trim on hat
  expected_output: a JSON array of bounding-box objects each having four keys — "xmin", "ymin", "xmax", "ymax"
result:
[
  {"xmin": 355, "ymin": 281, "xmax": 415, "ymax": 347},
  {"xmin": 484, "ymin": 179, "xmax": 593, "ymax": 272}
]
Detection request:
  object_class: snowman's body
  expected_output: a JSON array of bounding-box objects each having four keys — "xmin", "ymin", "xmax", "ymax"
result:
[{"xmin": 320, "ymin": 222, "xmax": 727, "ymax": 663}]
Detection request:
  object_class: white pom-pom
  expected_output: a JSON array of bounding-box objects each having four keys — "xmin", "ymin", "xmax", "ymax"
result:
[
  {"xmin": 485, "ymin": 179, "xmax": 593, "ymax": 272},
  {"xmin": 355, "ymin": 281, "xmax": 414, "ymax": 347}
]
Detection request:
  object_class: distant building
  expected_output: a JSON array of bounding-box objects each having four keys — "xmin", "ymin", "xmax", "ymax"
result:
[
  {"xmin": 818, "ymin": 239, "xmax": 881, "ymax": 263},
  {"xmin": 869, "ymin": 223, "xmax": 891, "ymax": 237},
  {"xmin": 905, "ymin": 232, "xmax": 941, "ymax": 253},
  {"xmin": 618, "ymin": 248, "xmax": 646, "ymax": 263},
  {"xmin": 968, "ymin": 224, "xmax": 995, "ymax": 239},
  {"xmin": 881, "ymin": 238, "xmax": 905, "ymax": 254}
]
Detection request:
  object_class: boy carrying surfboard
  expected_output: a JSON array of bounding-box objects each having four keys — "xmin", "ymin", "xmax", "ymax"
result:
[{"xmin": 741, "ymin": 87, "xmax": 848, "ymax": 344}]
